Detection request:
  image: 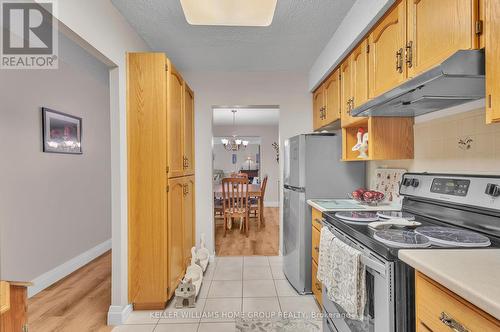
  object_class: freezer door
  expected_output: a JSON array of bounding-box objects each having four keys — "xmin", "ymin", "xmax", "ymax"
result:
[
  {"xmin": 283, "ymin": 135, "xmax": 304, "ymax": 188},
  {"xmin": 283, "ymin": 186, "xmax": 310, "ymax": 294}
]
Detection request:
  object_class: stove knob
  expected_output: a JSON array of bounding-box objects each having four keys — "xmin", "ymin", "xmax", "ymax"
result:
[
  {"xmin": 410, "ymin": 178, "xmax": 420, "ymax": 188},
  {"xmin": 485, "ymin": 183, "xmax": 500, "ymax": 197},
  {"xmin": 403, "ymin": 178, "xmax": 412, "ymax": 187}
]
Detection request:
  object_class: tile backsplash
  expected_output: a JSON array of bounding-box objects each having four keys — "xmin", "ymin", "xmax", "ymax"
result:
[{"xmin": 368, "ymin": 108, "xmax": 500, "ymax": 184}]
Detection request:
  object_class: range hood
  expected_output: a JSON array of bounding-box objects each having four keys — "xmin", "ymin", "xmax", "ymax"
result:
[{"xmin": 352, "ymin": 50, "xmax": 485, "ymax": 118}]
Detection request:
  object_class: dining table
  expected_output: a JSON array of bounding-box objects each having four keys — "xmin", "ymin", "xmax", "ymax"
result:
[{"xmin": 213, "ymin": 183, "xmax": 265, "ymax": 226}]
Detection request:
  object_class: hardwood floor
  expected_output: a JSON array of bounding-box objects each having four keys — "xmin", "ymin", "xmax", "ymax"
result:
[
  {"xmin": 28, "ymin": 251, "xmax": 112, "ymax": 332},
  {"xmin": 215, "ymin": 207, "xmax": 279, "ymax": 256}
]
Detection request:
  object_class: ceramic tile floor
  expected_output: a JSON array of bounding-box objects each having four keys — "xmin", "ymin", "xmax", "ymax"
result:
[{"xmin": 112, "ymin": 256, "xmax": 322, "ymax": 331}]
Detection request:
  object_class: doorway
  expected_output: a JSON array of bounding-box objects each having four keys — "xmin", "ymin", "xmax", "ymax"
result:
[{"xmin": 212, "ymin": 106, "xmax": 280, "ymax": 256}]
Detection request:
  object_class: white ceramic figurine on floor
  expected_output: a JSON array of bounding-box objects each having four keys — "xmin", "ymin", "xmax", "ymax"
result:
[
  {"xmin": 184, "ymin": 247, "xmax": 203, "ymax": 298},
  {"xmin": 196, "ymin": 233, "xmax": 210, "ymax": 272}
]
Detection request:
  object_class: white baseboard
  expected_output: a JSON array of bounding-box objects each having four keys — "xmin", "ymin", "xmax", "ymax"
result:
[
  {"xmin": 264, "ymin": 201, "xmax": 279, "ymax": 207},
  {"xmin": 28, "ymin": 239, "xmax": 112, "ymax": 298},
  {"xmin": 107, "ymin": 304, "xmax": 133, "ymax": 326}
]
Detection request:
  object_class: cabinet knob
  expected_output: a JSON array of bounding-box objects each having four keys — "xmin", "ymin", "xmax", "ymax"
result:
[
  {"xmin": 314, "ymin": 246, "xmax": 319, "ymax": 252},
  {"xmin": 315, "ymin": 282, "xmax": 321, "ymax": 291}
]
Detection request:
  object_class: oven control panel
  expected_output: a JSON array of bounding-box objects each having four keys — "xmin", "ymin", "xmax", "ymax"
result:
[
  {"xmin": 400, "ymin": 173, "xmax": 500, "ymax": 210},
  {"xmin": 430, "ymin": 178, "xmax": 470, "ymax": 196}
]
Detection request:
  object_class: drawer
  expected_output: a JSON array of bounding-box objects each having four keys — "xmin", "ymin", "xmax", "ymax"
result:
[
  {"xmin": 312, "ymin": 225, "xmax": 320, "ymax": 264},
  {"xmin": 312, "ymin": 208, "xmax": 323, "ymax": 231},
  {"xmin": 416, "ymin": 272, "xmax": 500, "ymax": 332},
  {"xmin": 311, "ymin": 260, "xmax": 322, "ymax": 307}
]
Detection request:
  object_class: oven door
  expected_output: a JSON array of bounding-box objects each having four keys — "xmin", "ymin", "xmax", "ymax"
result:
[{"xmin": 322, "ymin": 228, "xmax": 395, "ymax": 332}]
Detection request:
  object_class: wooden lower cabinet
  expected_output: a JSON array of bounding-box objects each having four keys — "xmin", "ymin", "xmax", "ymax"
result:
[
  {"xmin": 311, "ymin": 260, "xmax": 322, "ymax": 307},
  {"xmin": 183, "ymin": 176, "xmax": 196, "ymax": 267},
  {"xmin": 311, "ymin": 208, "xmax": 322, "ymax": 306},
  {"xmin": 167, "ymin": 177, "xmax": 186, "ymax": 299},
  {"xmin": 416, "ymin": 272, "xmax": 500, "ymax": 332}
]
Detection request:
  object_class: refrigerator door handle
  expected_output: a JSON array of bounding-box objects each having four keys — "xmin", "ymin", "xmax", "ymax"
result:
[{"xmin": 284, "ymin": 184, "xmax": 305, "ymax": 192}]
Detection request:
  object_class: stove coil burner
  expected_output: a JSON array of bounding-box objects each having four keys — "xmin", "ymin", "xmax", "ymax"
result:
[
  {"xmin": 415, "ymin": 226, "xmax": 491, "ymax": 247},
  {"xmin": 376, "ymin": 211, "xmax": 416, "ymax": 221},
  {"xmin": 374, "ymin": 230, "xmax": 431, "ymax": 248},
  {"xmin": 335, "ymin": 211, "xmax": 379, "ymax": 223}
]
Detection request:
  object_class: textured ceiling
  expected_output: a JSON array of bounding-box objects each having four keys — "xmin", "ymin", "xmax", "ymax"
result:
[
  {"xmin": 111, "ymin": 0, "xmax": 356, "ymax": 72},
  {"xmin": 213, "ymin": 108, "xmax": 280, "ymax": 126}
]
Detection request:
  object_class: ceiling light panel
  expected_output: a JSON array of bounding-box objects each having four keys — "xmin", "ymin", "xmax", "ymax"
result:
[{"xmin": 180, "ymin": 0, "xmax": 277, "ymax": 26}]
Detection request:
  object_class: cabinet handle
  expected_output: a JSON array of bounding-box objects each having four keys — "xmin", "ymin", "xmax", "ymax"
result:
[
  {"xmin": 314, "ymin": 218, "xmax": 323, "ymax": 226},
  {"xmin": 315, "ymin": 282, "xmax": 321, "ymax": 291},
  {"xmin": 405, "ymin": 41, "xmax": 413, "ymax": 68},
  {"xmin": 314, "ymin": 246, "xmax": 319, "ymax": 252},
  {"xmin": 396, "ymin": 48, "xmax": 403, "ymax": 73},
  {"xmin": 439, "ymin": 312, "xmax": 469, "ymax": 332}
]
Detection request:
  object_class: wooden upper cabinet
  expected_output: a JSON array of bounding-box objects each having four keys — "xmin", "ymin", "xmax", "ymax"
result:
[
  {"xmin": 352, "ymin": 39, "xmax": 369, "ymax": 108},
  {"xmin": 340, "ymin": 57, "xmax": 353, "ymax": 126},
  {"xmin": 343, "ymin": 39, "xmax": 370, "ymax": 127},
  {"xmin": 183, "ymin": 176, "xmax": 195, "ymax": 267},
  {"xmin": 486, "ymin": 0, "xmax": 500, "ymax": 123},
  {"xmin": 369, "ymin": 0, "xmax": 407, "ymax": 98},
  {"xmin": 323, "ymin": 69, "xmax": 341, "ymax": 125},
  {"xmin": 167, "ymin": 61, "xmax": 185, "ymax": 178},
  {"xmin": 407, "ymin": 0, "xmax": 479, "ymax": 78},
  {"xmin": 312, "ymin": 87, "xmax": 325, "ymax": 130},
  {"xmin": 183, "ymin": 83, "xmax": 195, "ymax": 175},
  {"xmin": 167, "ymin": 177, "xmax": 185, "ymax": 297}
]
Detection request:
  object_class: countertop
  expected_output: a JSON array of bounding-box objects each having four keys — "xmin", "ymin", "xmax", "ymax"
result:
[
  {"xmin": 399, "ymin": 249, "xmax": 500, "ymax": 320},
  {"xmin": 307, "ymin": 199, "xmax": 401, "ymax": 212}
]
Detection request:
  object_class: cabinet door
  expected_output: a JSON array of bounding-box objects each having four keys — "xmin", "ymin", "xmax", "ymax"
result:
[
  {"xmin": 323, "ymin": 69, "xmax": 341, "ymax": 125},
  {"xmin": 167, "ymin": 61, "xmax": 185, "ymax": 178},
  {"xmin": 352, "ymin": 39, "xmax": 369, "ymax": 108},
  {"xmin": 407, "ymin": 0, "xmax": 478, "ymax": 78},
  {"xmin": 183, "ymin": 176, "xmax": 196, "ymax": 267},
  {"xmin": 369, "ymin": 0, "xmax": 407, "ymax": 98},
  {"xmin": 340, "ymin": 58, "xmax": 353, "ymax": 127},
  {"xmin": 183, "ymin": 83, "xmax": 195, "ymax": 175},
  {"xmin": 486, "ymin": 0, "xmax": 500, "ymax": 123},
  {"xmin": 312, "ymin": 87, "xmax": 325, "ymax": 131},
  {"xmin": 167, "ymin": 177, "xmax": 185, "ymax": 297},
  {"xmin": 127, "ymin": 53, "xmax": 168, "ymax": 305}
]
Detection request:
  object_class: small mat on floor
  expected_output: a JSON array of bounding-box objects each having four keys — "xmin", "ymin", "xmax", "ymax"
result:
[{"xmin": 236, "ymin": 317, "xmax": 321, "ymax": 332}]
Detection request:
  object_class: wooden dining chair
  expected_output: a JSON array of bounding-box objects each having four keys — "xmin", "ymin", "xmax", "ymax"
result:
[
  {"xmin": 221, "ymin": 177, "xmax": 249, "ymax": 237},
  {"xmin": 249, "ymin": 175, "xmax": 268, "ymax": 229}
]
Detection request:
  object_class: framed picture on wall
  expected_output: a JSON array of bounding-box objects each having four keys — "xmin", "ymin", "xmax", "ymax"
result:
[{"xmin": 42, "ymin": 107, "xmax": 82, "ymax": 154}]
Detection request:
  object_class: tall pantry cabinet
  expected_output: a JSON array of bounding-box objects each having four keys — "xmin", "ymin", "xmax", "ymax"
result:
[{"xmin": 127, "ymin": 53, "xmax": 196, "ymax": 309}]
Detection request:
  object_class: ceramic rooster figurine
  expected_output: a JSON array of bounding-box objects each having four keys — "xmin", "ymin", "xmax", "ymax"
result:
[
  {"xmin": 196, "ymin": 233, "xmax": 210, "ymax": 272},
  {"xmin": 358, "ymin": 132, "xmax": 369, "ymax": 159},
  {"xmin": 352, "ymin": 128, "xmax": 369, "ymax": 159}
]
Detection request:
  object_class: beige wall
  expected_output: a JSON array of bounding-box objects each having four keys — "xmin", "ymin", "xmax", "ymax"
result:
[
  {"xmin": 0, "ymin": 33, "xmax": 110, "ymax": 282},
  {"xmin": 368, "ymin": 108, "xmax": 500, "ymax": 184}
]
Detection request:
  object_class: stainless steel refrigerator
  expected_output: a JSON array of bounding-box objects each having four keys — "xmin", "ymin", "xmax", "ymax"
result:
[{"xmin": 282, "ymin": 133, "xmax": 365, "ymax": 294}]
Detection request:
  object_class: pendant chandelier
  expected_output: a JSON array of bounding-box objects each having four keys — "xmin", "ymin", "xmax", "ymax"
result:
[{"xmin": 221, "ymin": 110, "xmax": 249, "ymax": 151}]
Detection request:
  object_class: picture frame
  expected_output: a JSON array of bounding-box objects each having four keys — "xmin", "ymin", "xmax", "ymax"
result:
[{"xmin": 42, "ymin": 107, "xmax": 82, "ymax": 154}]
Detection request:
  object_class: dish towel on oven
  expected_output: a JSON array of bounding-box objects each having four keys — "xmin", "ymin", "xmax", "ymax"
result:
[
  {"xmin": 316, "ymin": 226, "xmax": 335, "ymax": 290},
  {"xmin": 328, "ymin": 237, "xmax": 366, "ymax": 321}
]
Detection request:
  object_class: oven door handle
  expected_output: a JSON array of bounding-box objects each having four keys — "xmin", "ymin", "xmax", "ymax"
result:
[
  {"xmin": 360, "ymin": 254, "xmax": 387, "ymax": 277},
  {"xmin": 322, "ymin": 221, "xmax": 388, "ymax": 277}
]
